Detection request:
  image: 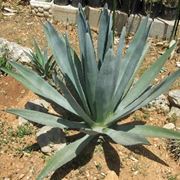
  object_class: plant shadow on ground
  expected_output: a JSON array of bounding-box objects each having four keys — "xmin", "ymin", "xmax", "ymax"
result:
[
  {"xmin": 51, "ymin": 135, "xmax": 121, "ymax": 179},
  {"xmin": 45, "ymin": 120, "xmax": 168, "ymax": 179},
  {"xmin": 102, "ymin": 137, "xmax": 122, "ymax": 176},
  {"xmin": 126, "ymin": 145, "xmax": 169, "ymax": 166}
]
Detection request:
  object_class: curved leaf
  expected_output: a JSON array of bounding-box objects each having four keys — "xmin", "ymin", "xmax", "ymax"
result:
[
  {"xmin": 120, "ymin": 43, "xmax": 176, "ymax": 108},
  {"xmin": 6, "ymin": 62, "xmax": 77, "ymax": 115},
  {"xmin": 6, "ymin": 109, "xmax": 87, "ymax": 129},
  {"xmin": 103, "ymin": 128, "xmax": 150, "ymax": 146},
  {"xmin": 37, "ymin": 135, "xmax": 93, "ymax": 180},
  {"xmin": 107, "ymin": 69, "xmax": 180, "ymax": 125},
  {"xmin": 115, "ymin": 124, "xmax": 180, "ymax": 139}
]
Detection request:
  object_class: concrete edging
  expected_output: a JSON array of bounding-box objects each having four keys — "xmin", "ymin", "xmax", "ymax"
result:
[{"xmin": 30, "ymin": 0, "xmax": 179, "ymax": 39}]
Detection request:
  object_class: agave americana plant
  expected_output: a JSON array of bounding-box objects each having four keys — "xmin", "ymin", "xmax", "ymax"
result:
[
  {"xmin": 26, "ymin": 39, "xmax": 55, "ymax": 79},
  {"xmin": 1, "ymin": 4, "xmax": 180, "ymax": 180}
]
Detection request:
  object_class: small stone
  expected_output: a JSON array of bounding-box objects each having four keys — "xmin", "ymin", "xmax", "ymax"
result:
[
  {"xmin": 163, "ymin": 123, "xmax": 175, "ymax": 129},
  {"xmin": 18, "ymin": 116, "xmax": 28, "ymax": 126},
  {"xmin": 43, "ymin": 6, "xmax": 50, "ymax": 11},
  {"xmin": 176, "ymin": 62, "xmax": 180, "ymax": 68},
  {"xmin": 168, "ymin": 107, "xmax": 180, "ymax": 118},
  {"xmin": 44, "ymin": 11, "xmax": 49, "ymax": 17},
  {"xmin": 34, "ymin": 8, "xmax": 38, "ymax": 13},
  {"xmin": 148, "ymin": 94, "xmax": 170, "ymax": 112},
  {"xmin": 49, "ymin": 9, "xmax": 52, "ymax": 14},
  {"xmin": 31, "ymin": 9, "xmax": 36, "ymax": 15},
  {"xmin": 38, "ymin": 7, "xmax": 44, "ymax": 13},
  {"xmin": 37, "ymin": 12, "xmax": 44, "ymax": 17},
  {"xmin": 168, "ymin": 89, "xmax": 180, "ymax": 108},
  {"xmin": 156, "ymin": 42, "xmax": 164, "ymax": 46},
  {"xmin": 105, "ymin": 171, "xmax": 118, "ymax": 180},
  {"xmin": 36, "ymin": 126, "xmax": 66, "ymax": 154}
]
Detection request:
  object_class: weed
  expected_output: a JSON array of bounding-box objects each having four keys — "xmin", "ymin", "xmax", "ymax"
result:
[{"xmin": 16, "ymin": 124, "xmax": 33, "ymax": 138}]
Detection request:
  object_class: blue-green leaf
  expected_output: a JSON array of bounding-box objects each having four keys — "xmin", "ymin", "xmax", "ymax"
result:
[
  {"xmin": 6, "ymin": 109, "xmax": 87, "ymax": 129},
  {"xmin": 97, "ymin": 5, "xmax": 109, "ymax": 64},
  {"xmin": 95, "ymin": 49, "xmax": 118, "ymax": 122},
  {"xmin": 115, "ymin": 124, "xmax": 180, "ymax": 139},
  {"xmin": 103, "ymin": 128, "xmax": 150, "ymax": 146},
  {"xmin": 4, "ymin": 62, "xmax": 77, "ymax": 116},
  {"xmin": 37, "ymin": 135, "xmax": 93, "ymax": 180}
]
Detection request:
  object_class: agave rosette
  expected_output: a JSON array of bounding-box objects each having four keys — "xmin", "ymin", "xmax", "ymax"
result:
[{"xmin": 1, "ymin": 4, "xmax": 180, "ymax": 180}]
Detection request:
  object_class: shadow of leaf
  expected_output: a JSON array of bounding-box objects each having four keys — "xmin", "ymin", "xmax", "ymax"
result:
[
  {"xmin": 102, "ymin": 138, "xmax": 122, "ymax": 176},
  {"xmin": 126, "ymin": 145, "xmax": 169, "ymax": 166}
]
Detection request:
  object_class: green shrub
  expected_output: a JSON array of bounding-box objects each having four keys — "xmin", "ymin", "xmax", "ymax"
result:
[
  {"xmin": 0, "ymin": 45, "xmax": 12, "ymax": 75},
  {"xmin": 26, "ymin": 39, "xmax": 55, "ymax": 79},
  {"xmin": 1, "ymin": 4, "xmax": 180, "ymax": 180}
]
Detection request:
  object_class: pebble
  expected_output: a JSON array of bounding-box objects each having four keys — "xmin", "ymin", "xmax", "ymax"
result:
[
  {"xmin": 176, "ymin": 62, "xmax": 180, "ymax": 68},
  {"xmin": 168, "ymin": 107, "xmax": 180, "ymax": 118},
  {"xmin": 44, "ymin": 11, "xmax": 50, "ymax": 17},
  {"xmin": 163, "ymin": 123, "xmax": 175, "ymax": 130},
  {"xmin": 38, "ymin": 7, "xmax": 44, "ymax": 13},
  {"xmin": 168, "ymin": 89, "xmax": 180, "ymax": 108},
  {"xmin": 37, "ymin": 12, "xmax": 44, "ymax": 17}
]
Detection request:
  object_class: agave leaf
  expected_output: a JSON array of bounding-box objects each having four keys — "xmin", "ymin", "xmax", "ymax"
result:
[
  {"xmin": 4, "ymin": 62, "xmax": 79, "ymax": 116},
  {"xmin": 77, "ymin": 4, "xmax": 88, "ymax": 59},
  {"xmin": 116, "ymin": 26, "xmax": 126, "ymax": 62},
  {"xmin": 6, "ymin": 109, "xmax": 87, "ymax": 129},
  {"xmin": 122, "ymin": 42, "xmax": 150, "ymax": 98},
  {"xmin": 108, "ymin": 69, "xmax": 180, "ymax": 125},
  {"xmin": 120, "ymin": 43, "xmax": 176, "ymax": 108},
  {"xmin": 1, "ymin": 67, "xmax": 41, "ymax": 92},
  {"xmin": 112, "ymin": 18, "xmax": 150, "ymax": 109},
  {"xmin": 97, "ymin": 5, "xmax": 109, "ymax": 64},
  {"xmin": 33, "ymin": 39, "xmax": 44, "ymax": 67},
  {"xmin": 44, "ymin": 22, "xmax": 72, "ymax": 77},
  {"xmin": 64, "ymin": 34, "xmax": 91, "ymax": 115},
  {"xmin": 95, "ymin": 48, "xmax": 118, "ymax": 122},
  {"xmin": 51, "ymin": 75, "xmax": 94, "ymax": 126},
  {"xmin": 84, "ymin": 33, "xmax": 98, "ymax": 116},
  {"xmin": 105, "ymin": 13, "xmax": 113, "ymax": 52},
  {"xmin": 115, "ymin": 124, "xmax": 180, "ymax": 139},
  {"xmin": 44, "ymin": 22, "xmax": 86, "ymax": 101},
  {"xmin": 103, "ymin": 128, "xmax": 150, "ymax": 146},
  {"xmin": 37, "ymin": 135, "xmax": 94, "ymax": 180}
]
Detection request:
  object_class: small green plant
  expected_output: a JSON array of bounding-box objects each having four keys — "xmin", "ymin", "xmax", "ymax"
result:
[
  {"xmin": 167, "ymin": 138, "xmax": 180, "ymax": 162},
  {"xmin": 1, "ymin": 4, "xmax": 180, "ymax": 180},
  {"xmin": 16, "ymin": 124, "xmax": 33, "ymax": 138},
  {"xmin": 0, "ymin": 45, "xmax": 12, "ymax": 75},
  {"xmin": 26, "ymin": 40, "xmax": 55, "ymax": 79}
]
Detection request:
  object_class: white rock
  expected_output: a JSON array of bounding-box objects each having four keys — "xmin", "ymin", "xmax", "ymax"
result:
[
  {"xmin": 36, "ymin": 126, "xmax": 66, "ymax": 154},
  {"xmin": 38, "ymin": 7, "xmax": 44, "ymax": 13},
  {"xmin": 163, "ymin": 123, "xmax": 175, "ymax": 129},
  {"xmin": 37, "ymin": 12, "xmax": 44, "ymax": 17},
  {"xmin": 168, "ymin": 106, "xmax": 180, "ymax": 118},
  {"xmin": 168, "ymin": 89, "xmax": 180, "ymax": 108},
  {"xmin": 18, "ymin": 116, "xmax": 29, "ymax": 126},
  {"xmin": 148, "ymin": 94, "xmax": 170, "ymax": 112},
  {"xmin": 43, "ymin": 11, "xmax": 49, "ymax": 17},
  {"xmin": 0, "ymin": 38, "xmax": 31, "ymax": 63},
  {"xmin": 176, "ymin": 62, "xmax": 180, "ymax": 68}
]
